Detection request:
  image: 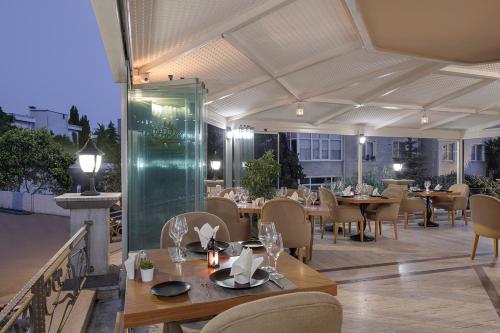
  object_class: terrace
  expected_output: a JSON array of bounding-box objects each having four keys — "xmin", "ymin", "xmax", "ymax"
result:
[{"xmin": 2, "ymin": 1, "xmax": 500, "ymax": 332}]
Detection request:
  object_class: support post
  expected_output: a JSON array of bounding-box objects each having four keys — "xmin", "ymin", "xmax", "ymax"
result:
[
  {"xmin": 225, "ymin": 129, "xmax": 233, "ymax": 188},
  {"xmin": 357, "ymin": 136, "xmax": 363, "ymax": 185},
  {"xmin": 457, "ymin": 139, "xmax": 464, "ymax": 184}
]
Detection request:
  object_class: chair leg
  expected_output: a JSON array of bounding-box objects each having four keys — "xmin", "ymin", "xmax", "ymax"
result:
[
  {"xmin": 342, "ymin": 223, "xmax": 346, "ymax": 237},
  {"xmin": 333, "ymin": 222, "xmax": 338, "ymax": 243},
  {"xmin": 451, "ymin": 210, "xmax": 455, "ymax": 226},
  {"xmin": 297, "ymin": 247, "xmax": 305, "ymax": 262},
  {"xmin": 367, "ymin": 220, "xmax": 372, "ymax": 232},
  {"xmin": 320, "ymin": 217, "xmax": 325, "ymax": 239},
  {"xmin": 360, "ymin": 221, "xmax": 364, "ymax": 242},
  {"xmin": 379, "ymin": 220, "xmax": 383, "ymax": 236},
  {"xmin": 495, "ymin": 239, "xmax": 498, "ymax": 258},
  {"xmin": 393, "ymin": 220, "xmax": 398, "ymax": 240},
  {"xmin": 404, "ymin": 212, "xmax": 408, "ymax": 228},
  {"xmin": 471, "ymin": 234, "xmax": 479, "ymax": 259},
  {"xmin": 463, "ymin": 210, "xmax": 468, "ymax": 225},
  {"xmin": 374, "ymin": 220, "xmax": 378, "ymax": 241},
  {"xmin": 348, "ymin": 223, "xmax": 351, "ymax": 234},
  {"xmin": 424, "ymin": 210, "xmax": 427, "ymax": 228}
]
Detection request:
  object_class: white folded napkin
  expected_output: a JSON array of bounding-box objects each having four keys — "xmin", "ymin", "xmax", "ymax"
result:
[
  {"xmin": 342, "ymin": 186, "xmax": 352, "ymax": 196},
  {"xmin": 230, "ymin": 248, "xmax": 264, "ymax": 284},
  {"xmin": 252, "ymin": 197, "xmax": 264, "ymax": 207},
  {"xmin": 194, "ymin": 223, "xmax": 219, "ymax": 249},
  {"xmin": 434, "ymin": 184, "xmax": 442, "ymax": 191},
  {"xmin": 223, "ymin": 190, "xmax": 235, "ymax": 200},
  {"xmin": 372, "ymin": 188, "xmax": 380, "ymax": 196},
  {"xmin": 124, "ymin": 253, "xmax": 138, "ymax": 280},
  {"xmin": 287, "ymin": 191, "xmax": 299, "ymax": 201}
]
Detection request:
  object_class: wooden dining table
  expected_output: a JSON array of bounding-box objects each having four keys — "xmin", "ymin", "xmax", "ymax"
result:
[
  {"xmin": 236, "ymin": 202, "xmax": 329, "ymax": 260},
  {"xmin": 407, "ymin": 190, "xmax": 460, "ymax": 227},
  {"xmin": 336, "ymin": 195, "xmax": 401, "ymax": 242},
  {"xmin": 123, "ymin": 249, "xmax": 337, "ymax": 329}
]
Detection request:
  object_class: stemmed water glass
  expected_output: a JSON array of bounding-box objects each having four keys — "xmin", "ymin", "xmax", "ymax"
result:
[
  {"xmin": 258, "ymin": 221, "xmax": 277, "ymax": 272},
  {"xmin": 268, "ymin": 233, "xmax": 284, "ymax": 279},
  {"xmin": 310, "ymin": 191, "xmax": 317, "ymax": 206},
  {"xmin": 424, "ymin": 180, "xmax": 431, "ymax": 192},
  {"xmin": 169, "ymin": 216, "xmax": 188, "ymax": 262}
]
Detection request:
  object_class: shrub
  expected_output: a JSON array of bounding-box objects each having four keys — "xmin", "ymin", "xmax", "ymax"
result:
[{"xmin": 140, "ymin": 259, "xmax": 154, "ymax": 270}]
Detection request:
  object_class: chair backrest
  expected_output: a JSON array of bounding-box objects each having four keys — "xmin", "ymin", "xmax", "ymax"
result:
[
  {"xmin": 286, "ymin": 188, "xmax": 306, "ymax": 200},
  {"xmin": 261, "ymin": 199, "xmax": 309, "ymax": 248},
  {"xmin": 319, "ymin": 188, "xmax": 338, "ymax": 211},
  {"xmin": 207, "ymin": 197, "xmax": 249, "ymax": 241},
  {"xmin": 200, "ymin": 292, "xmax": 342, "ymax": 333},
  {"xmin": 382, "ymin": 186, "xmax": 403, "ymax": 199},
  {"xmin": 219, "ymin": 188, "xmax": 237, "ymax": 197},
  {"xmin": 449, "ymin": 183, "xmax": 470, "ymax": 197},
  {"xmin": 160, "ymin": 212, "xmax": 230, "ymax": 248},
  {"xmin": 470, "ymin": 195, "xmax": 500, "ymax": 236},
  {"xmin": 376, "ymin": 187, "xmax": 403, "ymax": 220}
]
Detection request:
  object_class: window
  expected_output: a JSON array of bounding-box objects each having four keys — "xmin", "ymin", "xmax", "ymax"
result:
[
  {"xmin": 362, "ymin": 141, "xmax": 376, "ymax": 161},
  {"xmin": 442, "ymin": 143, "xmax": 455, "ymax": 161},
  {"xmin": 392, "ymin": 141, "xmax": 407, "ymax": 159},
  {"xmin": 471, "ymin": 144, "xmax": 484, "ymax": 161},
  {"xmin": 299, "ymin": 176, "xmax": 340, "ymax": 190},
  {"xmin": 288, "ymin": 133, "xmax": 342, "ymax": 161}
]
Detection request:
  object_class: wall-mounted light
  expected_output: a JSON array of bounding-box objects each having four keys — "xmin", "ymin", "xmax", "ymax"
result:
[
  {"xmin": 359, "ymin": 134, "xmax": 367, "ymax": 144},
  {"xmin": 296, "ymin": 103, "xmax": 304, "ymax": 117},
  {"xmin": 421, "ymin": 110, "xmax": 430, "ymax": 125},
  {"xmin": 393, "ymin": 163, "xmax": 403, "ymax": 172},
  {"xmin": 226, "ymin": 125, "xmax": 254, "ymax": 140}
]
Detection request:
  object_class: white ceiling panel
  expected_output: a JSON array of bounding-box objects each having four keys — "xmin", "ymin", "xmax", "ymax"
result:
[
  {"xmin": 151, "ymin": 38, "xmax": 268, "ymax": 95},
  {"xmin": 208, "ymin": 80, "xmax": 291, "ymax": 118},
  {"xmin": 129, "ymin": 0, "xmax": 270, "ymax": 67},
  {"xmin": 328, "ymin": 105, "xmax": 403, "ymax": 126},
  {"xmin": 248, "ymin": 102, "xmax": 338, "ymax": 123},
  {"xmin": 229, "ymin": 0, "xmax": 358, "ymax": 75},
  {"xmin": 280, "ymin": 49, "xmax": 411, "ymax": 99},
  {"xmin": 389, "ymin": 111, "xmax": 458, "ymax": 129},
  {"xmin": 440, "ymin": 81, "xmax": 500, "ymax": 110},
  {"xmin": 378, "ymin": 74, "xmax": 480, "ymax": 105},
  {"xmin": 441, "ymin": 114, "xmax": 499, "ymax": 129}
]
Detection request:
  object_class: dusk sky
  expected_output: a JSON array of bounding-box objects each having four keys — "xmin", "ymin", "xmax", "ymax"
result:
[{"xmin": 0, "ymin": 1, "xmax": 120, "ymax": 128}]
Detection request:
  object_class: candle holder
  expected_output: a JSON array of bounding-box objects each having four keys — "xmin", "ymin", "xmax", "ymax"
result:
[{"xmin": 207, "ymin": 237, "xmax": 219, "ymax": 268}]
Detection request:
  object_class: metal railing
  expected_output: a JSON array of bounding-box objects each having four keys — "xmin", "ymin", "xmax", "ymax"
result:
[{"xmin": 0, "ymin": 222, "xmax": 92, "ymax": 333}]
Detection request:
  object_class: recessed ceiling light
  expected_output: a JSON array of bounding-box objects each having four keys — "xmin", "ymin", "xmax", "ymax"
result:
[
  {"xmin": 382, "ymin": 106, "xmax": 401, "ymax": 110},
  {"xmin": 381, "ymin": 88, "xmax": 399, "ymax": 97},
  {"xmin": 377, "ymin": 72, "xmax": 395, "ymax": 79},
  {"xmin": 217, "ymin": 94, "xmax": 233, "ymax": 100},
  {"xmin": 204, "ymin": 100, "xmax": 214, "ymax": 105}
]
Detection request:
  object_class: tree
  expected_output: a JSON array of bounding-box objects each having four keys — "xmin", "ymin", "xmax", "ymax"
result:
[
  {"xmin": 53, "ymin": 134, "xmax": 78, "ymax": 155},
  {"xmin": 0, "ymin": 106, "xmax": 15, "ymax": 135},
  {"xmin": 94, "ymin": 121, "xmax": 121, "ymax": 192},
  {"xmin": 78, "ymin": 115, "xmax": 91, "ymax": 147},
  {"xmin": 278, "ymin": 132, "xmax": 305, "ymax": 188},
  {"xmin": 0, "ymin": 128, "xmax": 74, "ymax": 194},
  {"xmin": 485, "ymin": 137, "xmax": 500, "ymax": 179},
  {"xmin": 69, "ymin": 105, "xmax": 80, "ymax": 125},
  {"xmin": 242, "ymin": 150, "xmax": 281, "ymax": 200},
  {"xmin": 397, "ymin": 138, "xmax": 426, "ymax": 181}
]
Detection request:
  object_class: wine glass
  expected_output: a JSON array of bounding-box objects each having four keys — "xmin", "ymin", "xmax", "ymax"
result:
[
  {"xmin": 268, "ymin": 233, "xmax": 284, "ymax": 279},
  {"xmin": 169, "ymin": 216, "xmax": 188, "ymax": 262},
  {"xmin": 424, "ymin": 180, "xmax": 431, "ymax": 192},
  {"xmin": 258, "ymin": 221, "xmax": 277, "ymax": 272},
  {"xmin": 310, "ymin": 191, "xmax": 317, "ymax": 205},
  {"xmin": 330, "ymin": 182, "xmax": 337, "ymax": 193}
]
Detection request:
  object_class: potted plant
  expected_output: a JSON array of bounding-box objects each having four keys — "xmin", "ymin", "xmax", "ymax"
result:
[
  {"xmin": 242, "ymin": 150, "xmax": 280, "ymax": 200},
  {"xmin": 140, "ymin": 259, "xmax": 154, "ymax": 282}
]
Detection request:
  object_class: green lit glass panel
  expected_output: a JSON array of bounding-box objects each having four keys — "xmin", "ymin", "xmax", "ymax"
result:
[{"xmin": 127, "ymin": 79, "xmax": 207, "ymax": 250}]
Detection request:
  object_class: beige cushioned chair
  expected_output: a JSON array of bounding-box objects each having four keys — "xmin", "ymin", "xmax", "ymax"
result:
[
  {"xmin": 432, "ymin": 184, "xmax": 469, "ymax": 225},
  {"xmin": 200, "ymin": 292, "xmax": 342, "ymax": 333},
  {"xmin": 160, "ymin": 212, "xmax": 230, "ymax": 248},
  {"xmin": 207, "ymin": 197, "xmax": 251, "ymax": 241},
  {"xmin": 470, "ymin": 195, "xmax": 500, "ymax": 259},
  {"xmin": 261, "ymin": 199, "xmax": 311, "ymax": 261},
  {"xmin": 319, "ymin": 188, "xmax": 364, "ymax": 242},
  {"xmin": 400, "ymin": 191, "xmax": 427, "ymax": 228},
  {"xmin": 366, "ymin": 187, "xmax": 403, "ymax": 240}
]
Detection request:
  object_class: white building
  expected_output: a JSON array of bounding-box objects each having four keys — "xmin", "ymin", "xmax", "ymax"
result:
[{"xmin": 9, "ymin": 106, "xmax": 82, "ymax": 138}]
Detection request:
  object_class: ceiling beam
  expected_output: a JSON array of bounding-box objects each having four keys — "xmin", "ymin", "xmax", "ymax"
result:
[
  {"xmin": 423, "ymin": 79, "xmax": 496, "ymax": 110},
  {"xmin": 312, "ymin": 105, "xmax": 355, "ymax": 126},
  {"xmin": 138, "ymin": 0, "xmax": 297, "ymax": 73},
  {"xmin": 440, "ymin": 65, "xmax": 500, "ymax": 79},
  {"xmin": 374, "ymin": 110, "xmax": 419, "ymax": 129},
  {"xmin": 228, "ymin": 98, "xmax": 295, "ymax": 122},
  {"xmin": 355, "ymin": 63, "xmax": 444, "ymax": 104},
  {"xmin": 420, "ymin": 114, "xmax": 470, "ymax": 130}
]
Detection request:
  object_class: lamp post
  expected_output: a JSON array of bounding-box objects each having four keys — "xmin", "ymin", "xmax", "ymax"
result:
[
  {"xmin": 77, "ymin": 135, "xmax": 104, "ymax": 196},
  {"xmin": 210, "ymin": 151, "xmax": 222, "ymax": 180}
]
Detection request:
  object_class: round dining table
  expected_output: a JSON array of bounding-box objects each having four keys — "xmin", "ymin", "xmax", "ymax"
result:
[{"xmin": 407, "ymin": 190, "xmax": 460, "ymax": 227}]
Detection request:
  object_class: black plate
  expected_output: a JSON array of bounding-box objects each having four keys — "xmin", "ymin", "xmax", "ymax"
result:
[
  {"xmin": 186, "ymin": 241, "xmax": 229, "ymax": 254},
  {"xmin": 151, "ymin": 281, "xmax": 190, "ymax": 297},
  {"xmin": 209, "ymin": 268, "xmax": 269, "ymax": 289},
  {"xmin": 341, "ymin": 195, "xmax": 354, "ymax": 198},
  {"xmin": 241, "ymin": 240, "xmax": 263, "ymax": 249},
  {"xmin": 370, "ymin": 194, "xmax": 382, "ymax": 197}
]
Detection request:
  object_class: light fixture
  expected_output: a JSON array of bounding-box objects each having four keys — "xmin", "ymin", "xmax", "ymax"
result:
[
  {"xmin": 296, "ymin": 103, "xmax": 304, "ymax": 117},
  {"xmin": 210, "ymin": 151, "xmax": 222, "ymax": 180},
  {"xmin": 359, "ymin": 134, "xmax": 367, "ymax": 144},
  {"xmin": 77, "ymin": 135, "xmax": 105, "ymax": 196},
  {"xmin": 226, "ymin": 125, "xmax": 254, "ymax": 140},
  {"xmin": 393, "ymin": 163, "xmax": 403, "ymax": 172},
  {"xmin": 420, "ymin": 110, "xmax": 430, "ymax": 125}
]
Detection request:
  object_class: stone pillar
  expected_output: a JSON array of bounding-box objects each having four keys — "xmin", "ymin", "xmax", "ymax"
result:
[{"xmin": 55, "ymin": 193, "xmax": 121, "ymax": 275}]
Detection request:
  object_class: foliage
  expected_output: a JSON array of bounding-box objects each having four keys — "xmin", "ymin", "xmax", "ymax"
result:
[
  {"xmin": 94, "ymin": 121, "xmax": 121, "ymax": 192},
  {"xmin": 242, "ymin": 150, "xmax": 281, "ymax": 200},
  {"xmin": 396, "ymin": 138, "xmax": 426, "ymax": 180},
  {"xmin": 140, "ymin": 259, "xmax": 154, "ymax": 269},
  {"xmin": 69, "ymin": 105, "xmax": 80, "ymax": 125},
  {"xmin": 78, "ymin": 115, "xmax": 91, "ymax": 148},
  {"xmin": 362, "ymin": 171, "xmax": 388, "ymax": 191},
  {"xmin": 0, "ymin": 106, "xmax": 15, "ymax": 135},
  {"xmin": 0, "ymin": 128, "xmax": 74, "ymax": 194},
  {"xmin": 485, "ymin": 137, "xmax": 500, "ymax": 179},
  {"xmin": 278, "ymin": 133, "xmax": 305, "ymax": 188},
  {"xmin": 465, "ymin": 174, "xmax": 500, "ymax": 198},
  {"xmin": 52, "ymin": 134, "xmax": 78, "ymax": 155}
]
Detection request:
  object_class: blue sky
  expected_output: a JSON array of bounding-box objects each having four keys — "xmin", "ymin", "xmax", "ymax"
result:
[{"xmin": 0, "ymin": 0, "xmax": 120, "ymax": 128}]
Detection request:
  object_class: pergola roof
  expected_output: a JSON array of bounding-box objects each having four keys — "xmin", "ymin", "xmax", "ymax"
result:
[{"xmin": 92, "ymin": 0, "xmax": 500, "ymax": 139}]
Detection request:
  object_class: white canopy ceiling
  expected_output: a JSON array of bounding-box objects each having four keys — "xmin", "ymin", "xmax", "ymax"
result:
[{"xmin": 92, "ymin": 0, "xmax": 500, "ymax": 139}]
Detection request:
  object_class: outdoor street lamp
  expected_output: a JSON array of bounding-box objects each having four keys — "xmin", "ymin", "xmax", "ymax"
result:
[
  {"xmin": 210, "ymin": 151, "xmax": 222, "ymax": 180},
  {"xmin": 393, "ymin": 163, "xmax": 403, "ymax": 172},
  {"xmin": 77, "ymin": 135, "xmax": 104, "ymax": 196}
]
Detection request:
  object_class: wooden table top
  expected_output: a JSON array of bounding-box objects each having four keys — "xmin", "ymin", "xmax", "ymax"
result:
[
  {"xmin": 407, "ymin": 191, "xmax": 460, "ymax": 198},
  {"xmin": 237, "ymin": 202, "xmax": 330, "ymax": 216},
  {"xmin": 124, "ymin": 250, "xmax": 337, "ymax": 328},
  {"xmin": 336, "ymin": 195, "xmax": 400, "ymax": 204}
]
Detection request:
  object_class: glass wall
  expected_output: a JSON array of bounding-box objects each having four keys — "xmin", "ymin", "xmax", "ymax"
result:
[
  {"xmin": 127, "ymin": 79, "xmax": 207, "ymax": 250},
  {"xmin": 207, "ymin": 124, "xmax": 224, "ymax": 180},
  {"xmin": 254, "ymin": 132, "xmax": 278, "ymax": 159},
  {"xmin": 464, "ymin": 136, "xmax": 500, "ymax": 195}
]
